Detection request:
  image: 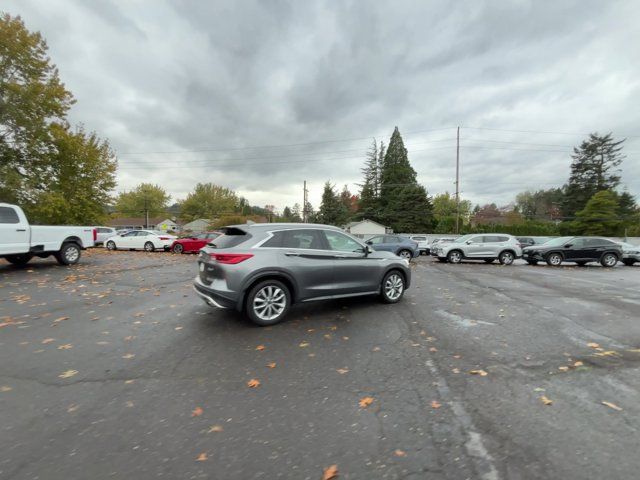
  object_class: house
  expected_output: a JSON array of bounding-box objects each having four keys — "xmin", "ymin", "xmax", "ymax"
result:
[
  {"xmin": 107, "ymin": 217, "xmax": 179, "ymax": 232},
  {"xmin": 344, "ymin": 219, "xmax": 390, "ymax": 240},
  {"xmin": 181, "ymin": 219, "xmax": 212, "ymax": 233}
]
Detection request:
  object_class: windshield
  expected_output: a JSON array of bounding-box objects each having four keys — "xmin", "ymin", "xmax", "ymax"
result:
[
  {"xmin": 541, "ymin": 236, "xmax": 573, "ymax": 247},
  {"xmin": 453, "ymin": 234, "xmax": 474, "ymax": 243}
]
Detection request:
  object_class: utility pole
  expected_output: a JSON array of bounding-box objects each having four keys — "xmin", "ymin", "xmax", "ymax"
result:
[
  {"xmin": 303, "ymin": 181, "xmax": 309, "ymax": 223},
  {"xmin": 455, "ymin": 126, "xmax": 460, "ymax": 235},
  {"xmin": 144, "ymin": 196, "xmax": 149, "ymax": 229}
]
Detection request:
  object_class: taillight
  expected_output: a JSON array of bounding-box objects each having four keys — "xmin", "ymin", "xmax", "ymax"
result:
[
  {"xmin": 159, "ymin": 237, "xmax": 171, "ymax": 240},
  {"xmin": 209, "ymin": 253, "xmax": 254, "ymax": 264},
  {"xmin": 93, "ymin": 229, "xmax": 97, "ymax": 241}
]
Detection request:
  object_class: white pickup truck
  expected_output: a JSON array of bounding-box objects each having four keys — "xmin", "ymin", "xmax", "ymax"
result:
[{"xmin": 0, "ymin": 203, "xmax": 96, "ymax": 266}]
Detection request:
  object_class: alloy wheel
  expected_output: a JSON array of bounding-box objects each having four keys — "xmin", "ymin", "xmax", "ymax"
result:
[
  {"xmin": 253, "ymin": 286, "xmax": 286, "ymax": 321},
  {"xmin": 602, "ymin": 254, "xmax": 617, "ymax": 267},
  {"xmin": 500, "ymin": 252, "xmax": 514, "ymax": 265},
  {"xmin": 64, "ymin": 246, "xmax": 80, "ymax": 263},
  {"xmin": 448, "ymin": 251, "xmax": 462, "ymax": 263},
  {"xmin": 399, "ymin": 250, "xmax": 412, "ymax": 260},
  {"xmin": 384, "ymin": 274, "xmax": 404, "ymax": 300}
]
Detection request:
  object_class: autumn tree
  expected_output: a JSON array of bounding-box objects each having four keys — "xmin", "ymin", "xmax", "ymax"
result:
[
  {"xmin": 180, "ymin": 183, "xmax": 239, "ymax": 221},
  {"xmin": 432, "ymin": 192, "xmax": 472, "ymax": 233},
  {"xmin": 115, "ymin": 183, "xmax": 170, "ymax": 218}
]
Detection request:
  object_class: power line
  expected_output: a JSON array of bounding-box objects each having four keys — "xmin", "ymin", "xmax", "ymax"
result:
[{"xmin": 463, "ymin": 126, "xmax": 640, "ymax": 138}]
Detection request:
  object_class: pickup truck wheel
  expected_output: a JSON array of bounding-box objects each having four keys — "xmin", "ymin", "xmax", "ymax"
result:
[
  {"xmin": 5, "ymin": 254, "xmax": 33, "ymax": 266},
  {"xmin": 55, "ymin": 243, "xmax": 81, "ymax": 265},
  {"xmin": 106, "ymin": 241, "xmax": 117, "ymax": 251},
  {"xmin": 144, "ymin": 241, "xmax": 155, "ymax": 252}
]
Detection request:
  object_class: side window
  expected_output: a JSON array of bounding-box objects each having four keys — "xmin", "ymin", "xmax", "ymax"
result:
[
  {"xmin": 497, "ymin": 236, "xmax": 510, "ymax": 242},
  {"xmin": 137, "ymin": 231, "xmax": 148, "ymax": 237},
  {"xmin": 587, "ymin": 238, "xmax": 613, "ymax": 247},
  {"xmin": 570, "ymin": 238, "xmax": 585, "ymax": 247},
  {"xmin": 196, "ymin": 233, "xmax": 208, "ymax": 240},
  {"xmin": 281, "ymin": 229, "xmax": 325, "ymax": 249},
  {"xmin": 323, "ymin": 230, "xmax": 364, "ymax": 252},
  {"xmin": 124, "ymin": 231, "xmax": 138, "ymax": 237},
  {"xmin": 483, "ymin": 236, "xmax": 500, "ymax": 243},
  {"xmin": 368, "ymin": 236, "xmax": 384, "ymax": 245},
  {"xmin": 0, "ymin": 206, "xmax": 20, "ymax": 224},
  {"xmin": 384, "ymin": 235, "xmax": 400, "ymax": 243},
  {"xmin": 469, "ymin": 236, "xmax": 483, "ymax": 243},
  {"xmin": 262, "ymin": 231, "xmax": 284, "ymax": 248}
]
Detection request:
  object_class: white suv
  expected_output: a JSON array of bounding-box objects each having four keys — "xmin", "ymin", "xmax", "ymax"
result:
[{"xmin": 436, "ymin": 233, "xmax": 522, "ymax": 265}]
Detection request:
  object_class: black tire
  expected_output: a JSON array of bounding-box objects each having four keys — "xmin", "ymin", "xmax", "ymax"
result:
[
  {"xmin": 484, "ymin": 259, "xmax": 494, "ymax": 264},
  {"xmin": 397, "ymin": 249, "xmax": 413, "ymax": 261},
  {"xmin": 380, "ymin": 270, "xmax": 406, "ymax": 304},
  {"xmin": 5, "ymin": 254, "xmax": 33, "ymax": 266},
  {"xmin": 172, "ymin": 243, "xmax": 183, "ymax": 254},
  {"xmin": 546, "ymin": 252, "xmax": 563, "ymax": 267},
  {"xmin": 447, "ymin": 250, "xmax": 463, "ymax": 264},
  {"xmin": 437, "ymin": 258, "xmax": 447, "ymax": 262},
  {"xmin": 144, "ymin": 241, "xmax": 155, "ymax": 252},
  {"xmin": 526, "ymin": 260, "xmax": 539, "ymax": 266},
  {"xmin": 622, "ymin": 259, "xmax": 636, "ymax": 266},
  {"xmin": 55, "ymin": 243, "xmax": 81, "ymax": 265},
  {"xmin": 600, "ymin": 253, "xmax": 618, "ymax": 268},
  {"xmin": 498, "ymin": 250, "xmax": 515, "ymax": 265},
  {"xmin": 106, "ymin": 240, "xmax": 117, "ymax": 251},
  {"xmin": 245, "ymin": 279, "xmax": 291, "ymax": 326}
]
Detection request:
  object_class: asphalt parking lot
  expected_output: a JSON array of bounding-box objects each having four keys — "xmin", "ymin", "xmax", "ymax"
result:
[{"xmin": 1, "ymin": 250, "xmax": 639, "ymax": 480}]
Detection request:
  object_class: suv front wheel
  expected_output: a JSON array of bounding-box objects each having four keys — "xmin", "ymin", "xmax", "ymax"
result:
[
  {"xmin": 381, "ymin": 271, "xmax": 405, "ymax": 304},
  {"xmin": 498, "ymin": 251, "xmax": 515, "ymax": 265},
  {"xmin": 447, "ymin": 250, "xmax": 463, "ymax": 264},
  {"xmin": 246, "ymin": 280, "xmax": 291, "ymax": 326},
  {"xmin": 546, "ymin": 252, "xmax": 563, "ymax": 266}
]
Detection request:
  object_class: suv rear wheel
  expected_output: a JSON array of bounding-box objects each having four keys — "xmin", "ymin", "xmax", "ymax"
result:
[
  {"xmin": 600, "ymin": 253, "xmax": 618, "ymax": 268},
  {"xmin": 498, "ymin": 251, "xmax": 515, "ymax": 265},
  {"xmin": 381, "ymin": 271, "xmax": 405, "ymax": 304},
  {"xmin": 246, "ymin": 280, "xmax": 291, "ymax": 326},
  {"xmin": 447, "ymin": 250, "xmax": 463, "ymax": 264}
]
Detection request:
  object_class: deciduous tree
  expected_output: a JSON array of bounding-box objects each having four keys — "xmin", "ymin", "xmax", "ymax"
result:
[{"xmin": 180, "ymin": 183, "xmax": 239, "ymax": 221}]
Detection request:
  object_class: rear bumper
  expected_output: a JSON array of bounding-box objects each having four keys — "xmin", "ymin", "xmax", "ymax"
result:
[{"xmin": 193, "ymin": 276, "xmax": 238, "ymax": 309}]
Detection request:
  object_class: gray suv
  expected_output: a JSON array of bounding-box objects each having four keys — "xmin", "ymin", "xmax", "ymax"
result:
[
  {"xmin": 436, "ymin": 233, "xmax": 522, "ymax": 265},
  {"xmin": 194, "ymin": 223, "xmax": 411, "ymax": 326}
]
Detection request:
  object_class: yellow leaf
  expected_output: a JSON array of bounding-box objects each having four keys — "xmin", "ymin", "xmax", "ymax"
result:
[
  {"xmin": 587, "ymin": 342, "xmax": 600, "ymax": 348},
  {"xmin": 196, "ymin": 453, "xmax": 208, "ymax": 462},
  {"xmin": 122, "ymin": 353, "xmax": 135, "ymax": 359},
  {"xmin": 192, "ymin": 407, "xmax": 204, "ymax": 417},
  {"xmin": 601, "ymin": 401, "xmax": 623, "ymax": 411},
  {"xmin": 57, "ymin": 344, "xmax": 73, "ymax": 350},
  {"xmin": 573, "ymin": 361, "xmax": 584, "ymax": 367},
  {"xmin": 336, "ymin": 368, "xmax": 349, "ymax": 374},
  {"xmin": 207, "ymin": 425, "xmax": 224, "ymax": 433},
  {"xmin": 540, "ymin": 396, "xmax": 553, "ymax": 405},
  {"xmin": 322, "ymin": 464, "xmax": 338, "ymax": 480},
  {"xmin": 469, "ymin": 369, "xmax": 488, "ymax": 376},
  {"xmin": 359, "ymin": 396, "xmax": 374, "ymax": 408},
  {"xmin": 255, "ymin": 345, "xmax": 266, "ymax": 351},
  {"xmin": 41, "ymin": 338, "xmax": 56, "ymax": 344},
  {"xmin": 299, "ymin": 342, "xmax": 310, "ymax": 347},
  {"xmin": 266, "ymin": 362, "xmax": 276, "ymax": 369},
  {"xmin": 394, "ymin": 449, "xmax": 407, "ymax": 457},
  {"xmin": 558, "ymin": 366, "xmax": 569, "ymax": 372},
  {"xmin": 0, "ymin": 386, "xmax": 12, "ymax": 392},
  {"xmin": 53, "ymin": 316, "xmax": 69, "ymax": 323},
  {"xmin": 247, "ymin": 379, "xmax": 261, "ymax": 388},
  {"xmin": 59, "ymin": 370, "xmax": 78, "ymax": 379},
  {"xmin": 429, "ymin": 347, "xmax": 438, "ymax": 352},
  {"xmin": 431, "ymin": 400, "xmax": 441, "ymax": 409},
  {"xmin": 67, "ymin": 404, "xmax": 79, "ymax": 412}
]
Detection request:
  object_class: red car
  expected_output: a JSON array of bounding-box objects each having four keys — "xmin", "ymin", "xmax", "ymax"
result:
[{"xmin": 171, "ymin": 231, "xmax": 222, "ymax": 254}]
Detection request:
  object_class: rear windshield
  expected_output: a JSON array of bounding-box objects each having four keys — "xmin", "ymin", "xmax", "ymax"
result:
[{"xmin": 207, "ymin": 227, "xmax": 251, "ymax": 249}]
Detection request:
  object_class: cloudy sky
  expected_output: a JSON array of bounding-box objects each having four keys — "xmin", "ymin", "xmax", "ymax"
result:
[{"xmin": 5, "ymin": 0, "xmax": 640, "ymax": 211}]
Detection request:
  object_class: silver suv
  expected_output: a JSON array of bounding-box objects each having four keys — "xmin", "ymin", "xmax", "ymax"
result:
[
  {"xmin": 436, "ymin": 233, "xmax": 522, "ymax": 265},
  {"xmin": 194, "ymin": 223, "xmax": 411, "ymax": 326}
]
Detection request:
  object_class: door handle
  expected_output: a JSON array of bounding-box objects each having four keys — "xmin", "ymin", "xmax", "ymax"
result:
[
  {"xmin": 284, "ymin": 252, "xmax": 300, "ymax": 256},
  {"xmin": 16, "ymin": 229, "xmax": 26, "ymax": 232}
]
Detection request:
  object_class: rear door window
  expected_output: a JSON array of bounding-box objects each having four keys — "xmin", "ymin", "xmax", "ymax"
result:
[
  {"xmin": 384, "ymin": 236, "xmax": 400, "ymax": 243},
  {"xmin": 208, "ymin": 227, "xmax": 251, "ymax": 249},
  {"xmin": 368, "ymin": 236, "xmax": 385, "ymax": 245},
  {"xmin": 0, "ymin": 206, "xmax": 20, "ymax": 224},
  {"xmin": 483, "ymin": 236, "xmax": 500, "ymax": 243},
  {"xmin": 281, "ymin": 229, "xmax": 325, "ymax": 249}
]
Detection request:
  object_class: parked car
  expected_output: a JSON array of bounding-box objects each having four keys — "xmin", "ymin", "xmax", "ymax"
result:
[
  {"xmin": 171, "ymin": 231, "xmax": 222, "ymax": 254},
  {"xmin": 365, "ymin": 234, "xmax": 419, "ymax": 260},
  {"xmin": 617, "ymin": 242, "xmax": 640, "ymax": 266},
  {"xmin": 94, "ymin": 227, "xmax": 116, "ymax": 246},
  {"xmin": 517, "ymin": 236, "xmax": 551, "ymax": 248},
  {"xmin": 436, "ymin": 233, "xmax": 522, "ymax": 265},
  {"xmin": 0, "ymin": 203, "xmax": 96, "ymax": 266},
  {"xmin": 406, "ymin": 235, "xmax": 430, "ymax": 255},
  {"xmin": 522, "ymin": 236, "xmax": 622, "ymax": 267},
  {"xmin": 104, "ymin": 230, "xmax": 177, "ymax": 252},
  {"xmin": 194, "ymin": 223, "xmax": 411, "ymax": 326},
  {"xmin": 430, "ymin": 237, "xmax": 455, "ymax": 256}
]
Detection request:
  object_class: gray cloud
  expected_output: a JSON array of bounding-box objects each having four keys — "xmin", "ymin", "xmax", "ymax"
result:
[{"xmin": 4, "ymin": 0, "xmax": 639, "ymax": 210}]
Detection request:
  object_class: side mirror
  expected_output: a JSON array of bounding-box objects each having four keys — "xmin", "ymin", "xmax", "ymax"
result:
[
  {"xmin": 564, "ymin": 244, "xmax": 573, "ymax": 248},
  {"xmin": 365, "ymin": 240, "xmax": 373, "ymax": 245},
  {"xmin": 120, "ymin": 234, "xmax": 125, "ymax": 237},
  {"xmin": 365, "ymin": 245, "xmax": 373, "ymax": 255},
  {"xmin": 466, "ymin": 240, "xmax": 473, "ymax": 245}
]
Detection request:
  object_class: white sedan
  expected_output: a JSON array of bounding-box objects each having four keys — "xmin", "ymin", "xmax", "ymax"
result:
[{"xmin": 104, "ymin": 230, "xmax": 177, "ymax": 252}]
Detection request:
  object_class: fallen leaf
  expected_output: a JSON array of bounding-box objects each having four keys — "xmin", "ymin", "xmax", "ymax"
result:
[
  {"xmin": 266, "ymin": 362, "xmax": 276, "ymax": 368},
  {"xmin": 192, "ymin": 407, "xmax": 204, "ymax": 417},
  {"xmin": 53, "ymin": 316, "xmax": 69, "ymax": 323},
  {"xmin": 126, "ymin": 400, "xmax": 134, "ymax": 408},
  {"xmin": 0, "ymin": 386, "xmax": 12, "ymax": 392},
  {"xmin": 247, "ymin": 379, "xmax": 261, "ymax": 388},
  {"xmin": 207, "ymin": 425, "xmax": 224, "ymax": 433},
  {"xmin": 336, "ymin": 368, "xmax": 349, "ymax": 374},
  {"xmin": 174, "ymin": 326, "xmax": 183, "ymax": 331},
  {"xmin": 558, "ymin": 366, "xmax": 570, "ymax": 372},
  {"xmin": 59, "ymin": 370, "xmax": 78, "ymax": 379},
  {"xmin": 359, "ymin": 396, "xmax": 374, "ymax": 408},
  {"xmin": 67, "ymin": 404, "xmax": 79, "ymax": 412},
  {"xmin": 452, "ymin": 368, "xmax": 460, "ymax": 374},
  {"xmin": 540, "ymin": 396, "xmax": 553, "ymax": 405},
  {"xmin": 196, "ymin": 453, "xmax": 208, "ymax": 462},
  {"xmin": 429, "ymin": 347, "xmax": 438, "ymax": 352},
  {"xmin": 255, "ymin": 345, "xmax": 265, "ymax": 351},
  {"xmin": 322, "ymin": 464, "xmax": 338, "ymax": 480},
  {"xmin": 125, "ymin": 379, "xmax": 135, "ymax": 384},
  {"xmin": 593, "ymin": 350, "xmax": 619, "ymax": 357},
  {"xmin": 41, "ymin": 338, "xmax": 56, "ymax": 344},
  {"xmin": 469, "ymin": 369, "xmax": 488, "ymax": 376},
  {"xmin": 57, "ymin": 344, "xmax": 73, "ymax": 350},
  {"xmin": 122, "ymin": 353, "xmax": 135, "ymax": 359},
  {"xmin": 587, "ymin": 342, "xmax": 600, "ymax": 348},
  {"xmin": 299, "ymin": 342, "xmax": 310, "ymax": 348},
  {"xmin": 431, "ymin": 400, "xmax": 441, "ymax": 409},
  {"xmin": 394, "ymin": 449, "xmax": 407, "ymax": 457},
  {"xmin": 573, "ymin": 361, "xmax": 584, "ymax": 367},
  {"xmin": 601, "ymin": 401, "xmax": 623, "ymax": 411}
]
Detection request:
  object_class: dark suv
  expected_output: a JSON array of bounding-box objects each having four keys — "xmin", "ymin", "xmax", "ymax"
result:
[
  {"xmin": 522, "ymin": 236, "xmax": 622, "ymax": 267},
  {"xmin": 194, "ymin": 223, "xmax": 411, "ymax": 326}
]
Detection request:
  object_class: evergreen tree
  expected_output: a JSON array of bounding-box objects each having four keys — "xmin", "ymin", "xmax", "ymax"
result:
[
  {"xmin": 562, "ymin": 133, "xmax": 625, "ymax": 217},
  {"xmin": 571, "ymin": 190, "xmax": 621, "ymax": 236},
  {"xmin": 379, "ymin": 127, "xmax": 433, "ymax": 232},
  {"xmin": 291, "ymin": 203, "xmax": 302, "ymax": 222},
  {"xmin": 358, "ymin": 139, "xmax": 380, "ymax": 220},
  {"xmin": 318, "ymin": 182, "xmax": 349, "ymax": 226}
]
